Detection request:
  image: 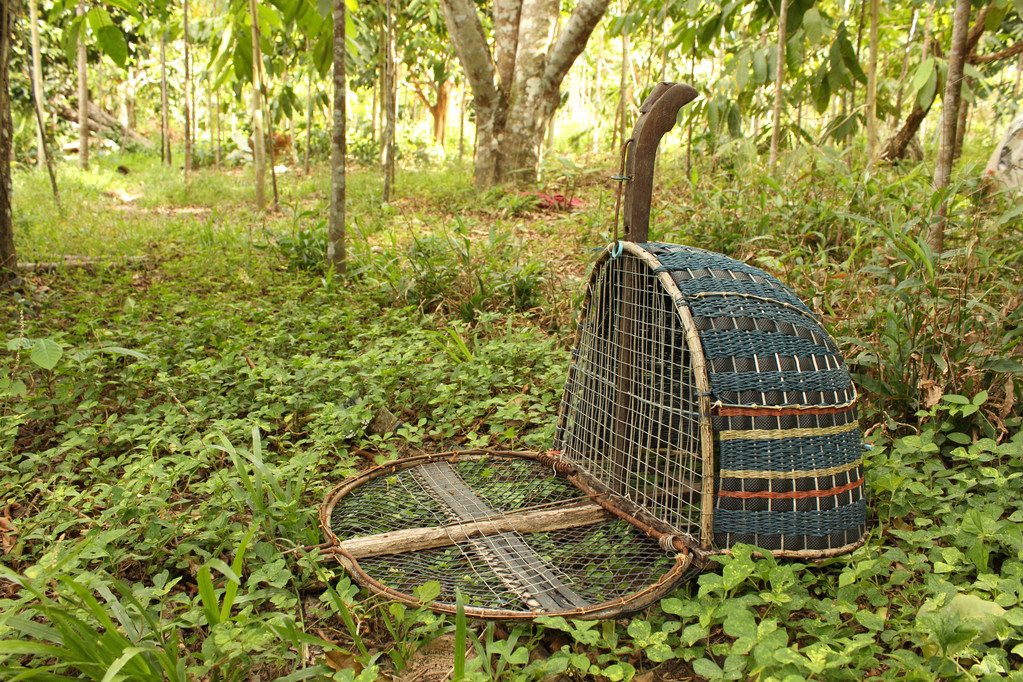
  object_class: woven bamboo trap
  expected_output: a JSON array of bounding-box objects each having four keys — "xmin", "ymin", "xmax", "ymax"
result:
[{"xmin": 320, "ymin": 83, "xmax": 867, "ymax": 619}]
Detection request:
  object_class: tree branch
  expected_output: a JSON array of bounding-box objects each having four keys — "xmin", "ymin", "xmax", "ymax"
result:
[
  {"xmin": 409, "ymin": 81, "xmax": 436, "ymax": 110},
  {"xmin": 968, "ymin": 41, "xmax": 1023, "ymax": 64},
  {"xmin": 494, "ymin": 0, "xmax": 522, "ymax": 90},
  {"xmin": 964, "ymin": 3, "xmax": 991, "ymax": 56},
  {"xmin": 540, "ymin": 0, "xmax": 609, "ymax": 118},
  {"xmin": 439, "ymin": 0, "xmax": 498, "ymax": 111}
]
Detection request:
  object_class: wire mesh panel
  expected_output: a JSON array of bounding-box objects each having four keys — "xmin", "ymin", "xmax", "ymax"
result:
[
  {"xmin": 555, "ymin": 250, "xmax": 705, "ymax": 544},
  {"xmin": 321, "ymin": 451, "xmax": 692, "ymax": 620}
]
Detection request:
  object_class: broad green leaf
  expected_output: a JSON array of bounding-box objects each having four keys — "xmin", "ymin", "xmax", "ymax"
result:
[
  {"xmin": 855, "ymin": 609, "xmax": 885, "ymax": 631},
  {"xmin": 735, "ymin": 48, "xmax": 750, "ymax": 92},
  {"xmin": 6, "ymin": 337, "xmax": 32, "ymax": 350},
  {"xmin": 627, "ymin": 619, "xmax": 651, "ymax": 639},
  {"xmin": 911, "ymin": 58, "xmax": 935, "ymax": 93},
  {"xmin": 105, "ymin": 0, "xmax": 142, "ymax": 20},
  {"xmin": 600, "ymin": 662, "xmax": 634, "ymax": 682},
  {"xmin": 985, "ymin": 358, "xmax": 1023, "ymax": 374},
  {"xmin": 30, "ymin": 338, "xmax": 63, "ymax": 370},
  {"xmin": 313, "ymin": 29, "xmax": 332, "ymax": 77},
  {"xmin": 415, "ymin": 580, "xmax": 441, "ymax": 603},
  {"xmin": 803, "ymin": 7, "xmax": 823, "ymax": 44},
  {"xmin": 257, "ymin": 3, "xmax": 284, "ymax": 31},
  {"xmin": 86, "ymin": 6, "xmax": 114, "ymax": 31},
  {"xmin": 917, "ymin": 67, "xmax": 938, "ymax": 109},
  {"xmin": 785, "ymin": 33, "xmax": 802, "ymax": 73},
  {"xmin": 5, "ymin": 379, "xmax": 27, "ymax": 398},
  {"xmin": 346, "ymin": 11, "xmax": 356, "ymax": 45},
  {"xmin": 681, "ymin": 622, "xmax": 709, "ymax": 645},
  {"xmin": 282, "ymin": 0, "xmax": 302, "ymax": 24},
  {"xmin": 752, "ymin": 47, "xmax": 768, "ymax": 84},
  {"xmin": 723, "ymin": 607, "xmax": 758, "ymax": 640},
  {"xmin": 667, "ymin": 25, "xmax": 696, "ymax": 54},
  {"xmin": 827, "ymin": 42, "xmax": 849, "ymax": 91},
  {"xmin": 659, "ymin": 597, "xmax": 685, "ymax": 615},
  {"xmin": 946, "ymin": 594, "xmax": 1005, "ymax": 643},
  {"xmin": 96, "ymin": 25, "xmax": 128, "ymax": 68},
  {"xmin": 726, "ymin": 102, "xmax": 742, "ymax": 138},
  {"xmin": 837, "ymin": 29, "xmax": 866, "ymax": 83},
  {"xmin": 63, "ymin": 17, "xmax": 82, "ymax": 65},
  {"xmin": 692, "ymin": 657, "xmax": 724, "ymax": 680}
]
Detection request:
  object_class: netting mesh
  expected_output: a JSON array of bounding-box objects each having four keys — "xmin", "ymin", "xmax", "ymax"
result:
[
  {"xmin": 327, "ymin": 454, "xmax": 681, "ymax": 615},
  {"xmin": 353, "ymin": 522, "xmax": 678, "ymax": 612},
  {"xmin": 556, "ymin": 253, "xmax": 703, "ymax": 537}
]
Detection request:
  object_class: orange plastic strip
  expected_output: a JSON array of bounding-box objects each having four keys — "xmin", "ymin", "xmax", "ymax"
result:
[
  {"xmin": 717, "ymin": 477, "xmax": 864, "ymax": 500},
  {"xmin": 713, "ymin": 404, "xmax": 855, "ymax": 418}
]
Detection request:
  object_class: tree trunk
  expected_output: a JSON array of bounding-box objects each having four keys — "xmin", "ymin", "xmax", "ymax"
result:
[
  {"xmin": 249, "ymin": 0, "xmax": 266, "ymax": 209},
  {"xmin": 432, "ymin": 80, "xmax": 451, "ymax": 148},
  {"xmin": 30, "ymin": 0, "xmax": 45, "ymax": 170},
  {"xmin": 261, "ymin": 69, "xmax": 279, "ymax": 209},
  {"xmin": 160, "ymin": 35, "xmax": 171, "ymax": 166},
  {"xmin": 370, "ymin": 60, "xmax": 377, "ymax": 144},
  {"xmin": 382, "ymin": 0, "xmax": 396, "ymax": 201},
  {"xmin": 865, "ymin": 0, "xmax": 880, "ymax": 161},
  {"xmin": 0, "ymin": 0, "xmax": 17, "ymax": 283},
  {"xmin": 305, "ymin": 60, "xmax": 313, "ymax": 174},
  {"xmin": 29, "ymin": 63, "xmax": 60, "ymax": 211},
  {"xmin": 215, "ymin": 89, "xmax": 221, "ymax": 171},
  {"xmin": 328, "ymin": 0, "xmax": 346, "ymax": 276},
  {"xmin": 56, "ymin": 100, "xmax": 152, "ymax": 147},
  {"xmin": 769, "ymin": 0, "xmax": 789, "ymax": 168},
  {"xmin": 930, "ymin": 0, "xmax": 972, "ymax": 255},
  {"xmin": 183, "ymin": 0, "xmax": 191, "ymax": 179},
  {"xmin": 458, "ymin": 78, "xmax": 465, "ymax": 161},
  {"xmin": 441, "ymin": 0, "xmax": 609, "ymax": 187},
  {"xmin": 1015, "ymin": 53, "xmax": 1022, "ymax": 100},
  {"xmin": 77, "ymin": 0, "xmax": 89, "ymax": 171},
  {"xmin": 592, "ymin": 25, "xmax": 603, "ymax": 155},
  {"xmin": 953, "ymin": 81, "xmax": 970, "ymax": 162},
  {"xmin": 120, "ymin": 66, "xmax": 132, "ymax": 152}
]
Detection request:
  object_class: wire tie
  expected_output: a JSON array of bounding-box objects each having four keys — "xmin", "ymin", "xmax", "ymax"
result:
[
  {"xmin": 659, "ymin": 535, "xmax": 682, "ymax": 553},
  {"xmin": 611, "ymin": 241, "xmax": 624, "ymax": 258}
]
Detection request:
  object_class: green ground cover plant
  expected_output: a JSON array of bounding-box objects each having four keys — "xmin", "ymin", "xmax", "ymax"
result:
[{"xmin": 1, "ymin": 151, "xmax": 1021, "ymax": 681}]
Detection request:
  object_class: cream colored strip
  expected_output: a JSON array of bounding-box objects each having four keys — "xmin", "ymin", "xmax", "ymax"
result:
[
  {"xmin": 719, "ymin": 420, "xmax": 859, "ymax": 441},
  {"xmin": 721, "ymin": 458, "xmax": 862, "ymax": 480}
]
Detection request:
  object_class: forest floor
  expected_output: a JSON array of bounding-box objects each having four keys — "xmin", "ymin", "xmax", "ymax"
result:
[{"xmin": 1, "ymin": 151, "xmax": 1022, "ymax": 681}]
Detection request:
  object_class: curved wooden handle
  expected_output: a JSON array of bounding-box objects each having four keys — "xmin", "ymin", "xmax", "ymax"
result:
[{"xmin": 622, "ymin": 82, "xmax": 699, "ymax": 243}]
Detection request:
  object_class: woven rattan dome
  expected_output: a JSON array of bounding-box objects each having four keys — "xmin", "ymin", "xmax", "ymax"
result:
[{"xmin": 555, "ymin": 241, "xmax": 866, "ymax": 556}]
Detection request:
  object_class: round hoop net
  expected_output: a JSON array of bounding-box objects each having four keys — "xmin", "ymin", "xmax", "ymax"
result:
[{"xmin": 320, "ymin": 451, "xmax": 694, "ymax": 620}]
